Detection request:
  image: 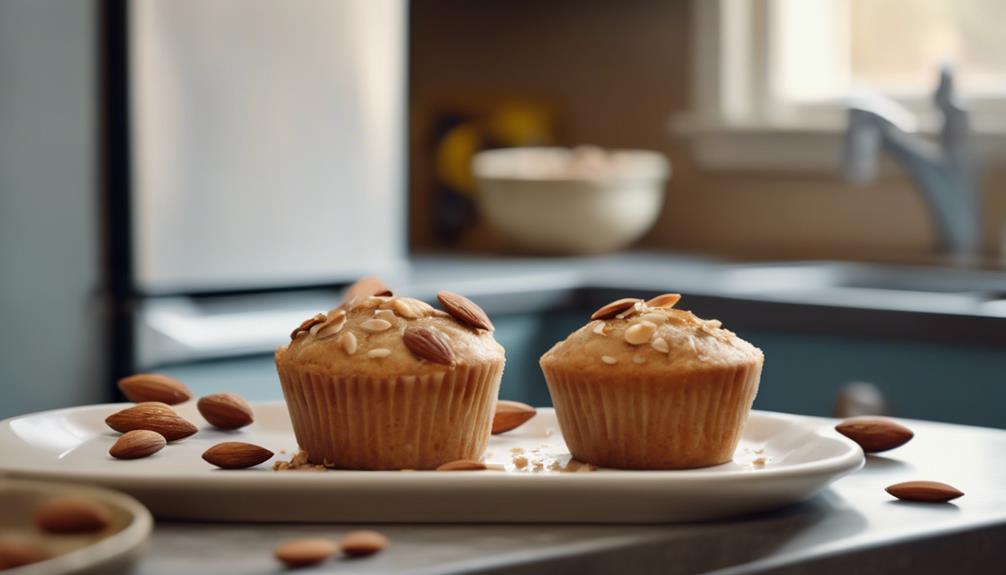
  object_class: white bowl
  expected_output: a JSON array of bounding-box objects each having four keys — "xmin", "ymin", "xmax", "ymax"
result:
[
  {"xmin": 473, "ymin": 147, "xmax": 669, "ymax": 254},
  {"xmin": 0, "ymin": 479, "xmax": 152, "ymax": 574}
]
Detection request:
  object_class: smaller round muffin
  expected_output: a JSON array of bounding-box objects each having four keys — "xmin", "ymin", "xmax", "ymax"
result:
[
  {"xmin": 275, "ymin": 288, "xmax": 505, "ymax": 470},
  {"xmin": 539, "ymin": 294, "xmax": 763, "ymax": 470}
]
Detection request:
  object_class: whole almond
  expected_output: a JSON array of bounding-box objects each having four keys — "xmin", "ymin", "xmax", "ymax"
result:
[
  {"xmin": 437, "ymin": 291, "xmax": 494, "ymax": 331},
  {"xmin": 342, "ymin": 276, "xmax": 393, "ymax": 304},
  {"xmin": 202, "ymin": 441, "xmax": 274, "ymax": 469},
  {"xmin": 34, "ymin": 497, "xmax": 111, "ymax": 534},
  {"xmin": 835, "ymin": 417, "xmax": 914, "ymax": 453},
  {"xmin": 645, "ymin": 293, "xmax": 682, "ymax": 308},
  {"xmin": 117, "ymin": 373, "xmax": 192, "ymax": 405},
  {"xmin": 197, "ymin": 393, "xmax": 254, "ymax": 430},
  {"xmin": 436, "ymin": 459, "xmax": 486, "ymax": 471},
  {"xmin": 109, "ymin": 429, "xmax": 166, "ymax": 460},
  {"xmin": 106, "ymin": 403, "xmax": 198, "ymax": 441},
  {"xmin": 886, "ymin": 480, "xmax": 964, "ymax": 503},
  {"xmin": 492, "ymin": 400, "xmax": 537, "ymax": 434},
  {"xmin": 590, "ymin": 298, "xmax": 642, "ymax": 320},
  {"xmin": 402, "ymin": 327, "xmax": 455, "ymax": 365},
  {"xmin": 274, "ymin": 538, "xmax": 337, "ymax": 568},
  {"xmin": 0, "ymin": 538, "xmax": 49, "ymax": 569},
  {"xmin": 340, "ymin": 530, "xmax": 389, "ymax": 558}
]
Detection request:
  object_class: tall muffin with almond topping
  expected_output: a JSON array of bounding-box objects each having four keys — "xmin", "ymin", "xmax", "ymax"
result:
[
  {"xmin": 275, "ymin": 280, "xmax": 505, "ymax": 470},
  {"xmin": 540, "ymin": 294, "xmax": 762, "ymax": 470}
]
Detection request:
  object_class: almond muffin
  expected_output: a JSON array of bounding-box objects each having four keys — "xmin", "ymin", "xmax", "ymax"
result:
[
  {"xmin": 539, "ymin": 294, "xmax": 762, "ymax": 470},
  {"xmin": 275, "ymin": 286, "xmax": 505, "ymax": 470}
]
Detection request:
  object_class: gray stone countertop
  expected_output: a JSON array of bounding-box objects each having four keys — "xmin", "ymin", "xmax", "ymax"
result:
[{"xmin": 137, "ymin": 417, "xmax": 1006, "ymax": 574}]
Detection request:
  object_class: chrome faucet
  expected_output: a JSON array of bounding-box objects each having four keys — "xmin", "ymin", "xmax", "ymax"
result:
[{"xmin": 842, "ymin": 67, "xmax": 981, "ymax": 261}]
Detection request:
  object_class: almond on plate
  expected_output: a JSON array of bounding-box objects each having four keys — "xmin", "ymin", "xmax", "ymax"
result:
[
  {"xmin": 340, "ymin": 530, "xmax": 389, "ymax": 558},
  {"xmin": 105, "ymin": 402, "xmax": 198, "ymax": 442},
  {"xmin": 34, "ymin": 497, "xmax": 111, "ymax": 534},
  {"xmin": 274, "ymin": 538, "xmax": 337, "ymax": 568},
  {"xmin": 202, "ymin": 442, "xmax": 274, "ymax": 469},
  {"xmin": 109, "ymin": 429, "xmax": 167, "ymax": 460},
  {"xmin": 117, "ymin": 373, "xmax": 192, "ymax": 405},
  {"xmin": 886, "ymin": 480, "xmax": 964, "ymax": 503},
  {"xmin": 491, "ymin": 400, "xmax": 537, "ymax": 434},
  {"xmin": 197, "ymin": 393, "xmax": 254, "ymax": 430},
  {"xmin": 0, "ymin": 538, "xmax": 50, "ymax": 569},
  {"xmin": 835, "ymin": 416, "xmax": 914, "ymax": 453}
]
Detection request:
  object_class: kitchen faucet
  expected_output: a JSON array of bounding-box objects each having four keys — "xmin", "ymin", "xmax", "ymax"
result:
[{"xmin": 842, "ymin": 67, "xmax": 981, "ymax": 261}]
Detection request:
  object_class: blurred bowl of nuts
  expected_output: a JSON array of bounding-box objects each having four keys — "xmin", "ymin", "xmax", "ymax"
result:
[{"xmin": 472, "ymin": 146, "xmax": 669, "ymax": 254}]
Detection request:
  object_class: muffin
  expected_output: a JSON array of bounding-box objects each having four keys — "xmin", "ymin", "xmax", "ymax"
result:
[
  {"xmin": 275, "ymin": 285, "xmax": 505, "ymax": 470},
  {"xmin": 539, "ymin": 294, "xmax": 762, "ymax": 470}
]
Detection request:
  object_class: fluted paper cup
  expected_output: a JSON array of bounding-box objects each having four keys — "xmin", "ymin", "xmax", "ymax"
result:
[
  {"xmin": 277, "ymin": 360, "xmax": 504, "ymax": 470},
  {"xmin": 542, "ymin": 361, "xmax": 761, "ymax": 469}
]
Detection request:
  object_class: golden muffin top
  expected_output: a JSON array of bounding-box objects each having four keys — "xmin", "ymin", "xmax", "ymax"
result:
[
  {"xmin": 539, "ymin": 294, "xmax": 762, "ymax": 373},
  {"xmin": 276, "ymin": 283, "xmax": 504, "ymax": 377}
]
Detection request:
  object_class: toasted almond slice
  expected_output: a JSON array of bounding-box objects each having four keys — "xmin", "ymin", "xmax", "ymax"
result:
[
  {"xmin": 360, "ymin": 318, "xmax": 392, "ymax": 332},
  {"xmin": 436, "ymin": 459, "xmax": 486, "ymax": 471},
  {"xmin": 437, "ymin": 291, "xmax": 494, "ymax": 331},
  {"xmin": 274, "ymin": 538, "xmax": 337, "ymax": 568},
  {"xmin": 367, "ymin": 348, "xmax": 392, "ymax": 358},
  {"xmin": 886, "ymin": 480, "xmax": 963, "ymax": 503},
  {"xmin": 197, "ymin": 393, "xmax": 254, "ymax": 430},
  {"xmin": 590, "ymin": 298, "xmax": 642, "ymax": 320},
  {"xmin": 34, "ymin": 497, "xmax": 111, "ymax": 534},
  {"xmin": 492, "ymin": 400, "xmax": 537, "ymax": 434},
  {"xmin": 624, "ymin": 321, "xmax": 657, "ymax": 345},
  {"xmin": 339, "ymin": 331, "xmax": 358, "ymax": 355},
  {"xmin": 651, "ymin": 337, "xmax": 670, "ymax": 353},
  {"xmin": 117, "ymin": 373, "xmax": 192, "ymax": 405},
  {"xmin": 290, "ymin": 313, "xmax": 327, "ymax": 341},
  {"xmin": 645, "ymin": 293, "xmax": 682, "ymax": 308},
  {"xmin": 109, "ymin": 429, "xmax": 166, "ymax": 460},
  {"xmin": 202, "ymin": 442, "xmax": 274, "ymax": 469},
  {"xmin": 340, "ymin": 530, "xmax": 389, "ymax": 558}
]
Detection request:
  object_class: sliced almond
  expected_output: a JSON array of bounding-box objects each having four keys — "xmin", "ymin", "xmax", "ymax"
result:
[
  {"xmin": 0, "ymin": 538, "xmax": 50, "ymax": 568},
  {"xmin": 360, "ymin": 318, "xmax": 392, "ymax": 332},
  {"xmin": 340, "ymin": 530, "xmax": 389, "ymax": 558},
  {"xmin": 835, "ymin": 417, "xmax": 914, "ymax": 453},
  {"xmin": 197, "ymin": 393, "xmax": 254, "ymax": 430},
  {"xmin": 342, "ymin": 277, "xmax": 393, "ymax": 304},
  {"xmin": 492, "ymin": 400, "xmax": 537, "ymax": 434},
  {"xmin": 402, "ymin": 327, "xmax": 455, "ymax": 365},
  {"xmin": 590, "ymin": 298, "xmax": 642, "ymax": 320},
  {"xmin": 601, "ymin": 355, "xmax": 618, "ymax": 365},
  {"xmin": 624, "ymin": 321, "xmax": 657, "ymax": 345},
  {"xmin": 437, "ymin": 291, "xmax": 494, "ymax": 331},
  {"xmin": 886, "ymin": 480, "xmax": 963, "ymax": 503},
  {"xmin": 202, "ymin": 441, "xmax": 274, "ymax": 469},
  {"xmin": 34, "ymin": 497, "xmax": 111, "ymax": 534},
  {"xmin": 274, "ymin": 538, "xmax": 337, "ymax": 568},
  {"xmin": 105, "ymin": 403, "xmax": 198, "ymax": 441},
  {"xmin": 436, "ymin": 459, "xmax": 486, "ymax": 471},
  {"xmin": 315, "ymin": 315, "xmax": 346, "ymax": 340},
  {"xmin": 591, "ymin": 321, "xmax": 607, "ymax": 336},
  {"xmin": 109, "ymin": 429, "xmax": 166, "ymax": 460},
  {"xmin": 367, "ymin": 348, "xmax": 392, "ymax": 359},
  {"xmin": 117, "ymin": 373, "xmax": 192, "ymax": 405},
  {"xmin": 290, "ymin": 313, "xmax": 327, "ymax": 341},
  {"xmin": 391, "ymin": 297, "xmax": 434, "ymax": 319},
  {"xmin": 339, "ymin": 331, "xmax": 358, "ymax": 355},
  {"xmin": 651, "ymin": 337, "xmax": 670, "ymax": 353},
  {"xmin": 645, "ymin": 293, "xmax": 682, "ymax": 308}
]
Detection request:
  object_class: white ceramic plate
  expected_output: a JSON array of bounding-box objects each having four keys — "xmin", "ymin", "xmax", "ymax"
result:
[
  {"xmin": 0, "ymin": 478, "xmax": 152, "ymax": 575},
  {"xmin": 0, "ymin": 403, "xmax": 862, "ymax": 523}
]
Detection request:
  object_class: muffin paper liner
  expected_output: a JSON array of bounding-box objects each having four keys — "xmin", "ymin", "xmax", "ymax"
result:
[
  {"xmin": 542, "ymin": 361, "xmax": 762, "ymax": 469},
  {"xmin": 277, "ymin": 360, "xmax": 503, "ymax": 470}
]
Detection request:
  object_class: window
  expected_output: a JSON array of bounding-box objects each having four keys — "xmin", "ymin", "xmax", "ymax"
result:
[{"xmin": 676, "ymin": 0, "xmax": 1006, "ymax": 169}]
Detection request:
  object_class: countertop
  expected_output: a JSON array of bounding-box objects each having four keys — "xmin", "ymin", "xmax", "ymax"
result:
[{"xmin": 136, "ymin": 416, "xmax": 1006, "ymax": 574}]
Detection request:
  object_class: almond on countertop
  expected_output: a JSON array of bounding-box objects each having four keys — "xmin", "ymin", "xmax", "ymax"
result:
[
  {"xmin": 202, "ymin": 442, "xmax": 274, "ymax": 469},
  {"xmin": 435, "ymin": 459, "xmax": 487, "ymax": 471},
  {"xmin": 492, "ymin": 400, "xmax": 537, "ymax": 434},
  {"xmin": 109, "ymin": 429, "xmax": 166, "ymax": 460},
  {"xmin": 117, "ymin": 373, "xmax": 192, "ymax": 405},
  {"xmin": 437, "ymin": 291, "xmax": 494, "ymax": 331},
  {"xmin": 105, "ymin": 403, "xmax": 198, "ymax": 442},
  {"xmin": 886, "ymin": 480, "xmax": 964, "ymax": 503},
  {"xmin": 274, "ymin": 538, "xmax": 337, "ymax": 568},
  {"xmin": 402, "ymin": 327, "xmax": 456, "ymax": 365},
  {"xmin": 197, "ymin": 393, "xmax": 254, "ymax": 430},
  {"xmin": 340, "ymin": 530, "xmax": 389, "ymax": 558},
  {"xmin": 835, "ymin": 417, "xmax": 914, "ymax": 453},
  {"xmin": 34, "ymin": 497, "xmax": 111, "ymax": 534},
  {"xmin": 0, "ymin": 538, "xmax": 50, "ymax": 569}
]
